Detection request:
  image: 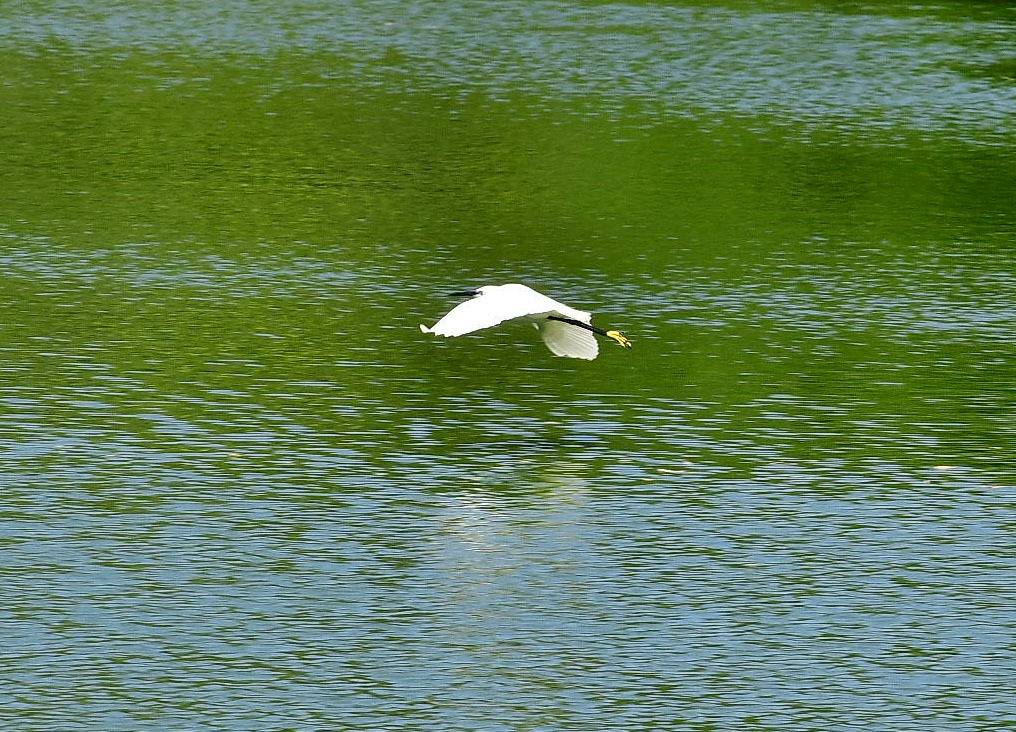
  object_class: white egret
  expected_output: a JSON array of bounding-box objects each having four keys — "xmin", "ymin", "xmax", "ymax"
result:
[{"xmin": 419, "ymin": 283, "xmax": 632, "ymax": 360}]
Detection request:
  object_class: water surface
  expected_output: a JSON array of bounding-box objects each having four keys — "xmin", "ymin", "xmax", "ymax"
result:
[{"xmin": 1, "ymin": 1, "xmax": 1014, "ymax": 730}]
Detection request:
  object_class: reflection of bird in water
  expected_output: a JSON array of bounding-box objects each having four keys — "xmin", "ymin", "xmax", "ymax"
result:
[{"xmin": 420, "ymin": 283, "xmax": 632, "ymax": 360}]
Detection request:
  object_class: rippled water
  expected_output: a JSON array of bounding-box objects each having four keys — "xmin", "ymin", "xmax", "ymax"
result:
[
  {"xmin": 4, "ymin": 0, "xmax": 1016, "ymax": 139},
  {"xmin": 2, "ymin": 1, "xmax": 1015, "ymax": 730}
]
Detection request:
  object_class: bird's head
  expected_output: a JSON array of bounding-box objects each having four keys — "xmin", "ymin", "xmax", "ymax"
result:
[{"xmin": 606, "ymin": 330, "xmax": 632, "ymax": 348}]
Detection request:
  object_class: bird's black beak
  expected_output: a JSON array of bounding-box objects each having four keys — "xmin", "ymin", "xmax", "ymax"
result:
[{"xmin": 448, "ymin": 290, "xmax": 479, "ymax": 298}]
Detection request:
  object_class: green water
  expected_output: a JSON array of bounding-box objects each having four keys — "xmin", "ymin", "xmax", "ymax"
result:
[{"xmin": 1, "ymin": 2, "xmax": 1014, "ymax": 730}]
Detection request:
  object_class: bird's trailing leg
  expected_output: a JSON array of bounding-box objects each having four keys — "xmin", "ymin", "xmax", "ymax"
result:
[
  {"xmin": 604, "ymin": 330, "xmax": 632, "ymax": 348},
  {"xmin": 546, "ymin": 316, "xmax": 632, "ymax": 348}
]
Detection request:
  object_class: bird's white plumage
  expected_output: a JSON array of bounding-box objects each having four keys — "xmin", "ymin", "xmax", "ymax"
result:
[
  {"xmin": 420, "ymin": 283, "xmax": 603, "ymax": 359},
  {"xmin": 421, "ymin": 284, "xmax": 590, "ymax": 336},
  {"xmin": 537, "ymin": 318, "xmax": 599, "ymax": 360}
]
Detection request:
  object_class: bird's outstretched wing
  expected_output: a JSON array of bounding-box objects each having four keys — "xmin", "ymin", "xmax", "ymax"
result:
[
  {"xmin": 537, "ymin": 319, "xmax": 599, "ymax": 360},
  {"xmin": 421, "ymin": 285, "xmax": 563, "ymax": 337}
]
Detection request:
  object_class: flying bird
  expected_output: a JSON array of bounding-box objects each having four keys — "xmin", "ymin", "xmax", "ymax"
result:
[{"xmin": 420, "ymin": 283, "xmax": 632, "ymax": 360}]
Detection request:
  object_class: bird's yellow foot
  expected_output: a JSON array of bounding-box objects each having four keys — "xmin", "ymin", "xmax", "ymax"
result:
[{"xmin": 606, "ymin": 330, "xmax": 632, "ymax": 348}]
